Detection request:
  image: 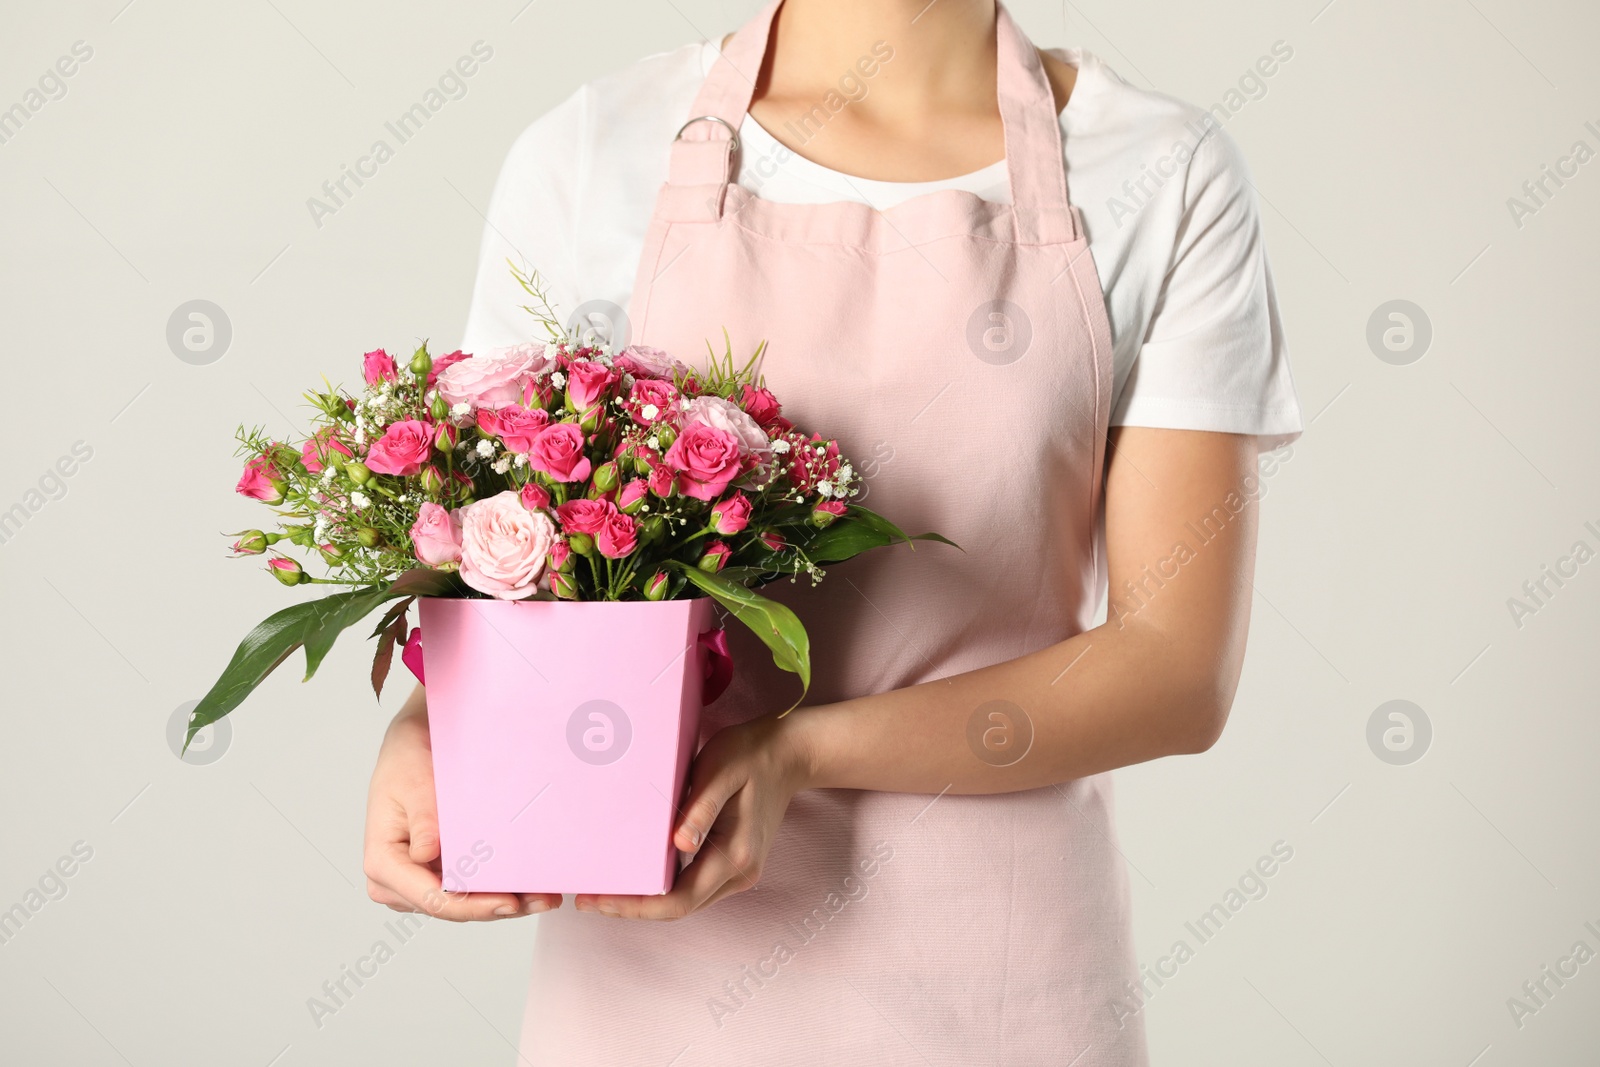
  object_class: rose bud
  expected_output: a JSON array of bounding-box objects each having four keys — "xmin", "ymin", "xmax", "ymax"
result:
[
  {"xmin": 430, "ymin": 393, "xmax": 451, "ymax": 421},
  {"xmin": 550, "ymin": 571, "xmax": 580, "ymax": 600},
  {"xmin": 655, "ymin": 425, "xmax": 678, "ymax": 449},
  {"xmin": 420, "ymin": 466, "xmax": 445, "ymax": 495},
  {"xmin": 697, "ymin": 540, "xmax": 732, "ymax": 573},
  {"xmin": 267, "ymin": 557, "xmax": 304, "ymax": 586},
  {"xmin": 640, "ymin": 515, "xmax": 667, "ymax": 543},
  {"xmin": 434, "ymin": 423, "xmax": 458, "ymax": 453},
  {"xmin": 617, "ymin": 479, "xmax": 648, "ymax": 515},
  {"xmin": 592, "ymin": 460, "xmax": 619, "ymax": 493},
  {"xmin": 567, "ymin": 532, "xmax": 596, "ymax": 556},
  {"xmin": 643, "ymin": 571, "xmax": 670, "ymax": 601},
  {"xmin": 548, "ymin": 539, "xmax": 574, "ymax": 573},
  {"xmin": 345, "ymin": 461, "xmax": 372, "ymax": 485},
  {"xmin": 710, "ymin": 493, "xmax": 752, "ymax": 535},
  {"xmin": 758, "ymin": 529, "xmax": 787, "ymax": 552},
  {"xmin": 520, "ymin": 482, "xmax": 551, "ymax": 510},
  {"xmin": 356, "ymin": 527, "xmax": 382, "ymax": 547},
  {"xmin": 811, "ymin": 500, "xmax": 848, "ymax": 528},
  {"xmin": 648, "ymin": 464, "xmax": 676, "ymax": 499},
  {"xmin": 230, "ymin": 530, "xmax": 270, "ymax": 556},
  {"xmin": 318, "ymin": 543, "xmax": 345, "ymax": 565},
  {"xmin": 410, "ymin": 345, "xmax": 432, "ymax": 378}
]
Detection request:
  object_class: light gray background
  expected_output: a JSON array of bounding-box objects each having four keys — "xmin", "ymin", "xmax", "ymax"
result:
[{"xmin": 2, "ymin": 0, "xmax": 1596, "ymax": 1064}]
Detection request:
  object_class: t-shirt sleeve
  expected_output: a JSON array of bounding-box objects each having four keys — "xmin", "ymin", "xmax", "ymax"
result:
[
  {"xmin": 459, "ymin": 88, "xmax": 591, "ymax": 355},
  {"xmin": 1110, "ymin": 127, "xmax": 1302, "ymax": 450}
]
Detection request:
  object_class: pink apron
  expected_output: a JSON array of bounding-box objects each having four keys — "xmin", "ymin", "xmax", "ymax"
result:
[{"xmin": 520, "ymin": 3, "xmax": 1145, "ymax": 1063}]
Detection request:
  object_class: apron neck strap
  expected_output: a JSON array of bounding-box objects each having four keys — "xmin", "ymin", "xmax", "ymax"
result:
[{"xmin": 669, "ymin": 0, "xmax": 1076, "ymax": 240}]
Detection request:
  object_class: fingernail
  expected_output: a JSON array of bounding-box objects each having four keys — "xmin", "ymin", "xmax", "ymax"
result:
[
  {"xmin": 683, "ymin": 826, "xmax": 702, "ymax": 847},
  {"xmin": 573, "ymin": 899, "xmax": 594, "ymax": 913},
  {"xmin": 493, "ymin": 904, "xmax": 518, "ymax": 917},
  {"xmin": 597, "ymin": 903, "xmax": 620, "ymax": 917},
  {"xmin": 522, "ymin": 898, "xmax": 550, "ymax": 914}
]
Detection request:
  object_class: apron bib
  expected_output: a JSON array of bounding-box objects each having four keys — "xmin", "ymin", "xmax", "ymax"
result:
[{"xmin": 522, "ymin": 4, "xmax": 1146, "ymax": 1063}]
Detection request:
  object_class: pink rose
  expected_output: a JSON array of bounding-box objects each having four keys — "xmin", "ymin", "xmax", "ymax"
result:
[
  {"xmin": 739, "ymin": 384, "xmax": 783, "ymax": 427},
  {"xmin": 697, "ymin": 540, "xmax": 732, "ymax": 572},
  {"xmin": 565, "ymin": 360, "xmax": 620, "ymax": 415},
  {"xmin": 548, "ymin": 538, "xmax": 571, "ymax": 572},
  {"xmin": 409, "ymin": 502, "xmax": 462, "ymax": 566},
  {"xmin": 436, "ymin": 343, "xmax": 548, "ymax": 412},
  {"xmin": 528, "ymin": 422, "xmax": 593, "ymax": 483},
  {"xmin": 364, "ymin": 420, "xmax": 434, "ymax": 476},
  {"xmin": 520, "ymin": 482, "xmax": 551, "ymax": 511},
  {"xmin": 458, "ymin": 490, "xmax": 556, "ymax": 601},
  {"xmin": 647, "ymin": 462, "xmax": 676, "ymax": 498},
  {"xmin": 709, "ymin": 493, "xmax": 752, "ymax": 535},
  {"xmin": 363, "ymin": 348, "xmax": 398, "ymax": 386},
  {"xmin": 300, "ymin": 428, "xmax": 352, "ymax": 474},
  {"xmin": 614, "ymin": 345, "xmax": 682, "ymax": 380},
  {"xmin": 426, "ymin": 349, "xmax": 472, "ymax": 387},
  {"xmin": 617, "ymin": 478, "xmax": 648, "ymax": 513},
  {"xmin": 783, "ymin": 432, "xmax": 841, "ymax": 492},
  {"xmin": 477, "ymin": 405, "xmax": 550, "ymax": 453},
  {"xmin": 595, "ymin": 510, "xmax": 639, "ymax": 559},
  {"xmin": 663, "ymin": 423, "xmax": 743, "ymax": 501},
  {"xmin": 556, "ymin": 498, "xmax": 613, "ymax": 535},
  {"xmin": 624, "ymin": 378, "xmax": 679, "ymax": 426},
  {"xmin": 683, "ymin": 395, "xmax": 771, "ymax": 460},
  {"xmin": 236, "ymin": 455, "xmax": 285, "ymax": 502}
]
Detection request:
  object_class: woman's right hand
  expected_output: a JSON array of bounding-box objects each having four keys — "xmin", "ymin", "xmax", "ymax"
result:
[{"xmin": 363, "ymin": 689, "xmax": 560, "ymax": 920}]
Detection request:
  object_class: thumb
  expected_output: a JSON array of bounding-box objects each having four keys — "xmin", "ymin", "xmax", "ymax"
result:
[{"xmin": 408, "ymin": 803, "xmax": 442, "ymax": 864}]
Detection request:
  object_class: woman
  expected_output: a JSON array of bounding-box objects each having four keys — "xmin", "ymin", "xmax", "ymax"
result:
[{"xmin": 364, "ymin": 0, "xmax": 1301, "ymax": 1062}]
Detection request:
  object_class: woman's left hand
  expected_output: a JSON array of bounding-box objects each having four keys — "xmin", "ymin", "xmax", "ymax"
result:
[{"xmin": 574, "ymin": 714, "xmax": 812, "ymax": 921}]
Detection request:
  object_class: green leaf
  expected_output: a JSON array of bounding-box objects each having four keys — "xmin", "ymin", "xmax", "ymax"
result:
[
  {"xmin": 801, "ymin": 505, "xmax": 959, "ymax": 564},
  {"xmin": 388, "ymin": 567, "xmax": 470, "ymax": 599},
  {"xmin": 370, "ymin": 609, "xmax": 409, "ymax": 701},
  {"xmin": 301, "ymin": 585, "xmax": 397, "ymax": 680},
  {"xmin": 670, "ymin": 562, "xmax": 811, "ymax": 711}
]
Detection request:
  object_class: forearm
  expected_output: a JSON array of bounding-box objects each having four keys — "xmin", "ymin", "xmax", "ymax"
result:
[{"xmin": 784, "ymin": 613, "xmax": 1237, "ymax": 796}]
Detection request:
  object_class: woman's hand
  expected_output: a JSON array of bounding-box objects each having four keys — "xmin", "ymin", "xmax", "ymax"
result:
[
  {"xmin": 363, "ymin": 688, "xmax": 561, "ymax": 920},
  {"xmin": 574, "ymin": 714, "xmax": 813, "ymax": 921}
]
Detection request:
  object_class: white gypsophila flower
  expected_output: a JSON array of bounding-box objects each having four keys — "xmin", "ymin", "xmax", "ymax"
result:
[
  {"xmin": 354, "ymin": 428, "xmax": 367, "ymax": 446},
  {"xmin": 313, "ymin": 519, "xmax": 328, "ymax": 541},
  {"xmin": 450, "ymin": 402, "xmax": 473, "ymax": 419},
  {"xmin": 550, "ymin": 371, "xmax": 566, "ymax": 388},
  {"xmin": 476, "ymin": 440, "xmax": 494, "ymax": 458},
  {"xmin": 641, "ymin": 404, "xmax": 659, "ymax": 420},
  {"xmin": 514, "ymin": 454, "xmax": 528, "ymax": 468},
  {"xmin": 837, "ymin": 463, "xmax": 853, "ymax": 481},
  {"xmin": 817, "ymin": 481, "xmax": 834, "ymax": 497},
  {"xmin": 771, "ymin": 439, "xmax": 791, "ymax": 454},
  {"xmin": 647, "ymin": 436, "xmax": 660, "ymax": 450},
  {"xmin": 397, "ymin": 494, "xmax": 409, "ymax": 503},
  {"xmin": 492, "ymin": 458, "xmax": 511, "ymax": 474},
  {"xmin": 321, "ymin": 467, "xmax": 337, "ymax": 484},
  {"xmin": 351, "ymin": 492, "xmax": 371, "ymax": 509},
  {"xmin": 423, "ymin": 389, "xmax": 437, "ymax": 405},
  {"xmin": 354, "ymin": 415, "xmax": 367, "ymax": 432}
]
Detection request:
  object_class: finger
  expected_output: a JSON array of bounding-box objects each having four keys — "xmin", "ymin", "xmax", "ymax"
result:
[
  {"xmin": 366, "ymin": 839, "xmax": 524, "ymax": 921},
  {"xmin": 674, "ymin": 762, "xmax": 746, "ymax": 855},
  {"xmin": 576, "ymin": 845, "xmax": 736, "ymax": 921},
  {"xmin": 407, "ymin": 806, "xmax": 441, "ymax": 865}
]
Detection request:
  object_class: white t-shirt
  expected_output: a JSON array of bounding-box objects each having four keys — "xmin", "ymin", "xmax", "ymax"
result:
[{"xmin": 462, "ymin": 43, "xmax": 1302, "ymax": 446}]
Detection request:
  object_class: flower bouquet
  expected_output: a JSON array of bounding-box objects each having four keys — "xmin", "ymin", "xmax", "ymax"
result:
[{"xmin": 192, "ymin": 271, "xmax": 951, "ymax": 893}]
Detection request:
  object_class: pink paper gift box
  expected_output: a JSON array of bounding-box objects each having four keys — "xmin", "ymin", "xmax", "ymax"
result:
[{"xmin": 416, "ymin": 596, "xmax": 719, "ymax": 895}]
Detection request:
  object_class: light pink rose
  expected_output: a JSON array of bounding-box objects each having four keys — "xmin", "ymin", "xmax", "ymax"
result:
[
  {"xmin": 435, "ymin": 343, "xmax": 548, "ymax": 412},
  {"xmin": 363, "ymin": 349, "xmax": 398, "ymax": 386},
  {"xmin": 528, "ymin": 422, "xmax": 592, "ymax": 483},
  {"xmin": 426, "ymin": 349, "xmax": 472, "ymax": 387},
  {"xmin": 663, "ymin": 423, "xmax": 743, "ymax": 501},
  {"xmin": 458, "ymin": 490, "xmax": 556, "ymax": 601},
  {"xmin": 683, "ymin": 395, "xmax": 771, "ymax": 459},
  {"xmin": 614, "ymin": 345, "xmax": 682, "ymax": 380},
  {"xmin": 595, "ymin": 510, "xmax": 639, "ymax": 559},
  {"xmin": 364, "ymin": 420, "xmax": 434, "ymax": 476},
  {"xmin": 477, "ymin": 405, "xmax": 550, "ymax": 453},
  {"xmin": 410, "ymin": 502, "xmax": 462, "ymax": 566}
]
